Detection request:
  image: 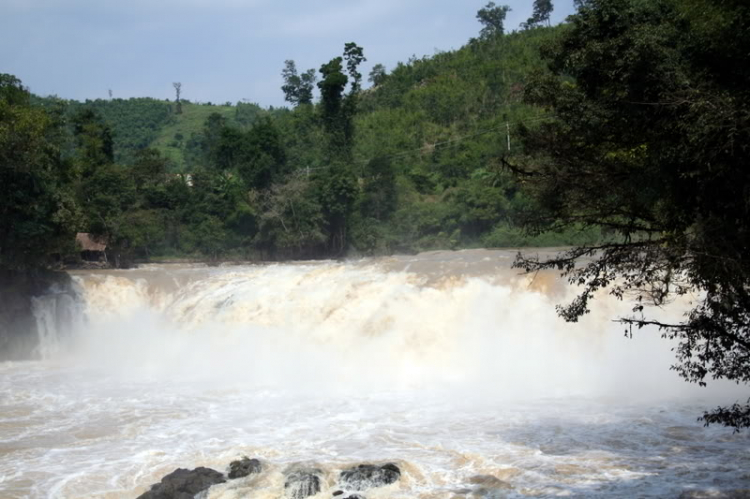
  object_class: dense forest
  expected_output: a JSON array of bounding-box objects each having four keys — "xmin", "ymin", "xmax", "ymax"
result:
[{"xmin": 2, "ymin": 2, "xmax": 602, "ymax": 269}]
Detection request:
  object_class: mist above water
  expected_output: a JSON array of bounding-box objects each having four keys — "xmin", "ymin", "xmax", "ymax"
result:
[
  {"xmin": 37, "ymin": 250, "xmax": 735, "ymax": 403},
  {"xmin": 4, "ymin": 249, "xmax": 747, "ymax": 498}
]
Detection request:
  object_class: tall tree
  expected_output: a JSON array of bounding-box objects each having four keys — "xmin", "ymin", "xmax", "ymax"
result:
[
  {"xmin": 368, "ymin": 64, "xmax": 387, "ymax": 87},
  {"xmin": 71, "ymin": 108, "xmax": 114, "ymax": 176},
  {"xmin": 281, "ymin": 60, "xmax": 316, "ymax": 106},
  {"xmin": 476, "ymin": 2, "xmax": 512, "ymax": 38},
  {"xmin": 511, "ymin": 0, "xmax": 750, "ymax": 429},
  {"xmin": 316, "ymin": 44, "xmax": 366, "ymax": 254},
  {"xmin": 317, "ymin": 57, "xmax": 349, "ymax": 155},
  {"xmin": 523, "ymin": 0, "xmax": 553, "ymax": 28},
  {"xmin": 172, "ymin": 82, "xmax": 182, "ymax": 114},
  {"xmin": 343, "ymin": 42, "xmax": 367, "ymax": 94}
]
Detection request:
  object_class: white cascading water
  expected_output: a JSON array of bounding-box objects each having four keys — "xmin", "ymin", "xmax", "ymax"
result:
[{"xmin": 1, "ymin": 249, "xmax": 748, "ymax": 498}]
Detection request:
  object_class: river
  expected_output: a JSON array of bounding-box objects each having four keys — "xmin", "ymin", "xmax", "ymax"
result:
[{"xmin": 1, "ymin": 249, "xmax": 748, "ymax": 498}]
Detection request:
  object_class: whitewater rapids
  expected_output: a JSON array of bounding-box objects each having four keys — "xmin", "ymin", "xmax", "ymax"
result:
[{"xmin": 0, "ymin": 249, "xmax": 748, "ymax": 498}]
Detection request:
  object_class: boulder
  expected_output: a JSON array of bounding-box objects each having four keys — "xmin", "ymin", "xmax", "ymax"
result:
[
  {"xmin": 284, "ymin": 468, "xmax": 322, "ymax": 499},
  {"xmin": 228, "ymin": 457, "xmax": 262, "ymax": 479},
  {"xmin": 339, "ymin": 463, "xmax": 400, "ymax": 491},
  {"xmin": 136, "ymin": 467, "xmax": 226, "ymax": 499}
]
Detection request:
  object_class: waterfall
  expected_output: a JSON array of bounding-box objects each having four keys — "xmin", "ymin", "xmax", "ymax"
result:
[
  {"xmin": 31, "ymin": 282, "xmax": 84, "ymax": 360},
  {"xmin": 3, "ymin": 251, "xmax": 747, "ymax": 499}
]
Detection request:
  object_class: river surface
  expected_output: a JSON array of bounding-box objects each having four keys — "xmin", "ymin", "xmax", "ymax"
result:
[{"xmin": 0, "ymin": 249, "xmax": 748, "ymax": 498}]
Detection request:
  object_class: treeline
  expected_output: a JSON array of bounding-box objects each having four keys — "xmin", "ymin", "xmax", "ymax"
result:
[{"xmin": 2, "ymin": 2, "xmax": 600, "ymax": 269}]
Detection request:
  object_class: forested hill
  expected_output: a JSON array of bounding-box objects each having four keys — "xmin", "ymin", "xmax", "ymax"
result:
[
  {"xmin": 29, "ymin": 96, "xmax": 276, "ymax": 168},
  {"xmin": 33, "ymin": 25, "xmax": 559, "ymax": 174},
  {"xmin": 6, "ymin": 17, "xmax": 598, "ymax": 270}
]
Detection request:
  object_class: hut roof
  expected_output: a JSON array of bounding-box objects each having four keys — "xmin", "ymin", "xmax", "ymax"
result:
[{"xmin": 76, "ymin": 233, "xmax": 107, "ymax": 252}]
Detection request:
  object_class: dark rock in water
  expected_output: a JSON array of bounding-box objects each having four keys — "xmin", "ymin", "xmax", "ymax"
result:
[
  {"xmin": 228, "ymin": 457, "xmax": 262, "ymax": 479},
  {"xmin": 340, "ymin": 463, "xmax": 401, "ymax": 491},
  {"xmin": 332, "ymin": 491, "xmax": 344, "ymax": 497},
  {"xmin": 343, "ymin": 495, "xmax": 366, "ymax": 499},
  {"xmin": 284, "ymin": 469, "xmax": 322, "ymax": 499},
  {"xmin": 136, "ymin": 467, "xmax": 226, "ymax": 499}
]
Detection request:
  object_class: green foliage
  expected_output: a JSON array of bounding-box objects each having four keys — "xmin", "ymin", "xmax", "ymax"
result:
[
  {"xmin": 523, "ymin": 0, "xmax": 554, "ymax": 28},
  {"xmin": 4, "ymin": 11, "xmax": 582, "ymax": 266},
  {"xmin": 513, "ymin": 0, "xmax": 750, "ymax": 429},
  {"xmin": 318, "ymin": 56, "xmax": 350, "ymax": 155},
  {"xmin": 255, "ymin": 173, "xmax": 326, "ymax": 258},
  {"xmin": 359, "ymin": 156, "xmax": 397, "ymax": 221},
  {"xmin": 0, "ymin": 74, "xmax": 30, "ymax": 106},
  {"xmin": 281, "ymin": 60, "xmax": 317, "ymax": 107},
  {"xmin": 343, "ymin": 42, "xmax": 367, "ymax": 93},
  {"xmin": 71, "ymin": 108, "xmax": 114, "ymax": 173},
  {"xmin": 476, "ymin": 2, "xmax": 512, "ymax": 38},
  {"xmin": 0, "ymin": 75, "xmax": 80, "ymax": 270},
  {"xmin": 48, "ymin": 97, "xmax": 173, "ymax": 164},
  {"xmin": 368, "ymin": 64, "xmax": 387, "ymax": 87}
]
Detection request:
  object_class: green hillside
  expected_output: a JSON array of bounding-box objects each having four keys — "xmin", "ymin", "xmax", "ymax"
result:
[
  {"xmin": 23, "ymin": 20, "xmax": 596, "ymax": 263},
  {"xmin": 32, "ymin": 96, "xmax": 270, "ymax": 171},
  {"xmin": 149, "ymin": 101, "xmax": 236, "ymax": 171}
]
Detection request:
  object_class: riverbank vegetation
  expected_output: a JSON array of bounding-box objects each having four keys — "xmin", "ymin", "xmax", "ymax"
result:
[
  {"xmin": 2, "ymin": 2, "xmax": 602, "ymax": 270},
  {"xmin": 511, "ymin": 0, "xmax": 750, "ymax": 429}
]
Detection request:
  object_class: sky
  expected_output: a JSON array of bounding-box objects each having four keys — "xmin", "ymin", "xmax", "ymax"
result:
[{"xmin": 2, "ymin": 0, "xmax": 576, "ymax": 108}]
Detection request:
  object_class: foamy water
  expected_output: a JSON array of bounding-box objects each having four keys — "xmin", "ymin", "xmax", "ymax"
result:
[{"xmin": 1, "ymin": 250, "xmax": 748, "ymax": 498}]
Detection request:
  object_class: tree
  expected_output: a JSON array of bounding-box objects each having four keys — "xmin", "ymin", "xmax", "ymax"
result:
[
  {"xmin": 236, "ymin": 117, "xmax": 286, "ymax": 191},
  {"xmin": 368, "ymin": 64, "xmax": 387, "ymax": 87},
  {"xmin": 0, "ymin": 74, "xmax": 80, "ymax": 270},
  {"xmin": 71, "ymin": 108, "xmax": 114, "ymax": 175},
  {"xmin": 173, "ymin": 82, "xmax": 182, "ymax": 114},
  {"xmin": 315, "ymin": 43, "xmax": 367, "ymax": 254},
  {"xmin": 81, "ymin": 163, "xmax": 137, "ymax": 267},
  {"xmin": 318, "ymin": 57, "xmax": 349, "ymax": 155},
  {"xmin": 360, "ymin": 155, "xmax": 396, "ymax": 221},
  {"xmin": 201, "ymin": 112, "xmax": 228, "ymax": 169},
  {"xmin": 343, "ymin": 42, "xmax": 367, "ymax": 94},
  {"xmin": 281, "ymin": 60, "xmax": 316, "ymax": 106},
  {"xmin": 510, "ymin": 0, "xmax": 750, "ymax": 429},
  {"xmin": 522, "ymin": 0, "xmax": 553, "ymax": 28},
  {"xmin": 256, "ymin": 172, "xmax": 326, "ymax": 258},
  {"xmin": 131, "ymin": 148, "xmax": 168, "ymax": 190},
  {"xmin": 476, "ymin": 2, "xmax": 512, "ymax": 38}
]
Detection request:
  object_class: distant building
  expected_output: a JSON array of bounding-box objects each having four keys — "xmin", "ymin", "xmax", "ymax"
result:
[{"xmin": 76, "ymin": 233, "xmax": 107, "ymax": 262}]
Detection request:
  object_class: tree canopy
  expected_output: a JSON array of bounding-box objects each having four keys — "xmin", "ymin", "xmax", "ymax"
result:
[
  {"xmin": 512, "ymin": 0, "xmax": 750, "ymax": 429},
  {"xmin": 281, "ymin": 60, "xmax": 316, "ymax": 107},
  {"xmin": 0, "ymin": 75, "xmax": 80, "ymax": 270},
  {"xmin": 476, "ymin": 2, "xmax": 512, "ymax": 38},
  {"xmin": 523, "ymin": 0, "xmax": 554, "ymax": 28}
]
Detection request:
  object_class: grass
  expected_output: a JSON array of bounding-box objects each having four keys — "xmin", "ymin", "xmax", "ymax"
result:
[{"xmin": 150, "ymin": 102, "xmax": 236, "ymax": 171}]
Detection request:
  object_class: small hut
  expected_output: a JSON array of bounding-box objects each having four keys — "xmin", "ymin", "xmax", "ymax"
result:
[{"xmin": 76, "ymin": 233, "xmax": 107, "ymax": 262}]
